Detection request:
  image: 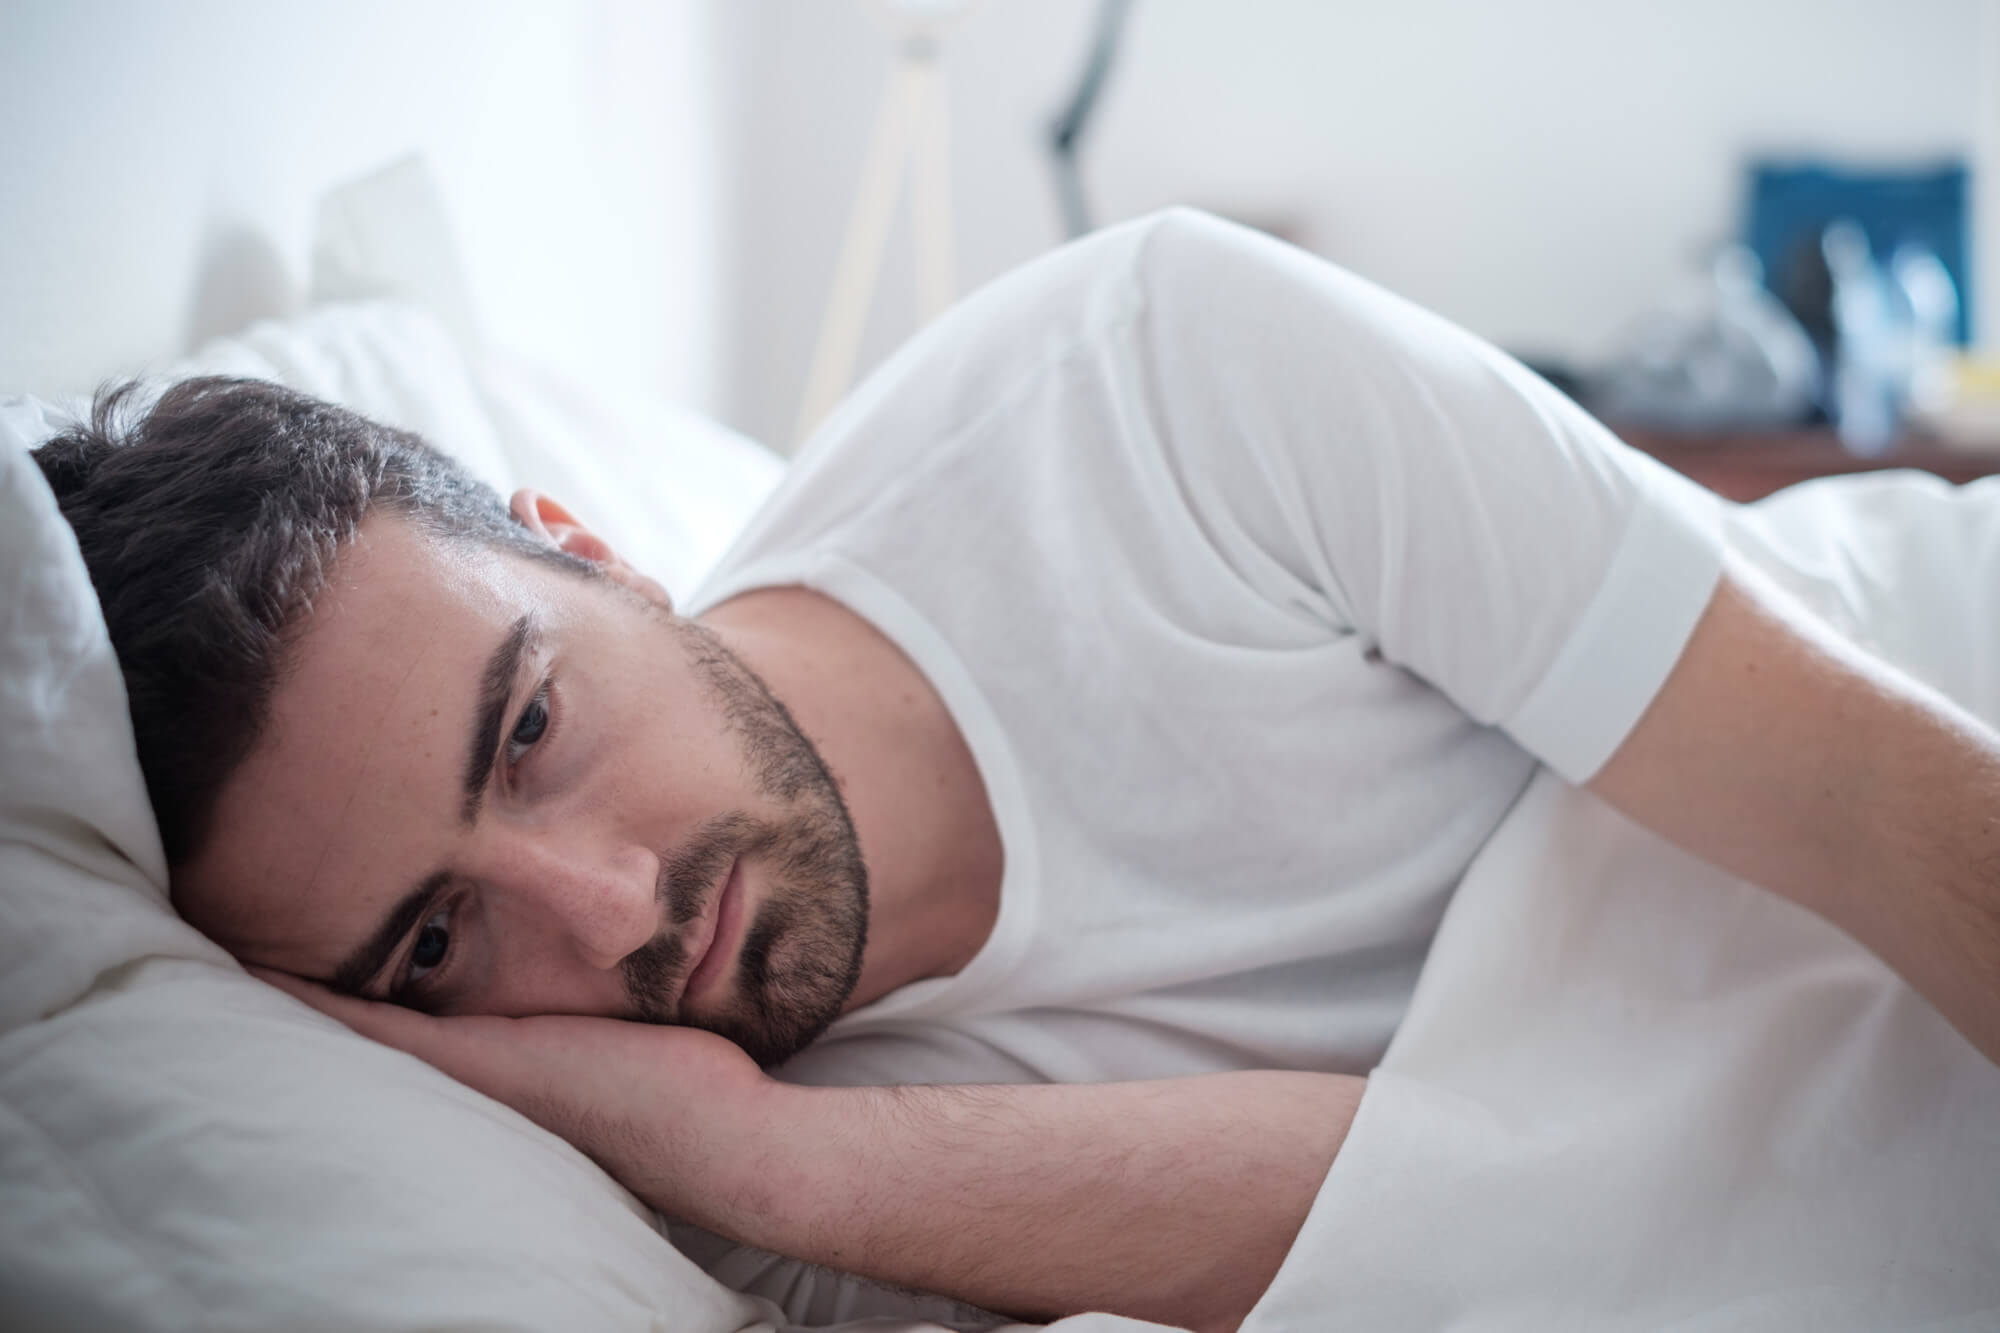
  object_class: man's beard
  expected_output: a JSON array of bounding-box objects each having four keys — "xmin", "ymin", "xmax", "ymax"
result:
[{"xmin": 617, "ymin": 615, "xmax": 869, "ymax": 1068}]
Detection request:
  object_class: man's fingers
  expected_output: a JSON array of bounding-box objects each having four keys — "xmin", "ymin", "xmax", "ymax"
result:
[
  {"xmin": 247, "ymin": 966, "xmax": 461, "ymax": 1064},
  {"xmin": 250, "ymin": 965, "xmax": 390, "ymax": 1029},
  {"xmin": 245, "ymin": 965, "xmax": 780, "ymax": 1226},
  {"xmin": 250, "ymin": 965, "xmax": 361, "ymax": 1017},
  {"xmin": 245, "ymin": 967, "xmax": 613, "ymax": 1136}
]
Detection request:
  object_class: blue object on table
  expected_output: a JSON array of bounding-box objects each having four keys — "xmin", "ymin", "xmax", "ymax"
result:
[
  {"xmin": 1746, "ymin": 161, "xmax": 1970, "ymax": 347},
  {"xmin": 1823, "ymin": 220, "xmax": 1905, "ymax": 454}
]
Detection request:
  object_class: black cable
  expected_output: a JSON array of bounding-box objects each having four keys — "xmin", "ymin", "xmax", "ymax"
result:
[{"xmin": 1047, "ymin": 0, "xmax": 1135, "ymax": 239}]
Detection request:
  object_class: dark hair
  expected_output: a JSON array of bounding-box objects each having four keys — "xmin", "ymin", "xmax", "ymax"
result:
[{"xmin": 32, "ymin": 376, "xmax": 583, "ymax": 867}]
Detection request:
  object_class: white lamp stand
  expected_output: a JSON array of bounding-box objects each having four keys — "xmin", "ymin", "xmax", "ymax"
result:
[{"xmin": 793, "ymin": 0, "xmax": 973, "ymax": 445}]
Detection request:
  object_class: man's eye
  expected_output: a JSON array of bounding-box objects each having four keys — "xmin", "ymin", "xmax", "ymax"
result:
[
  {"xmin": 408, "ymin": 906, "xmax": 452, "ymax": 984},
  {"xmin": 506, "ymin": 684, "xmax": 551, "ymax": 765}
]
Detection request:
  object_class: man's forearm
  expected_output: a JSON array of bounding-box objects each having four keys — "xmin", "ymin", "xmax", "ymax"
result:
[
  {"xmin": 258, "ymin": 976, "xmax": 1362, "ymax": 1330},
  {"xmin": 679, "ymin": 1070, "xmax": 1365, "ymax": 1332}
]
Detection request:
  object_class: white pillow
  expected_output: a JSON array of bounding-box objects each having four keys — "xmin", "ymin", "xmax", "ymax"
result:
[{"xmin": 148, "ymin": 298, "xmax": 785, "ymax": 602}]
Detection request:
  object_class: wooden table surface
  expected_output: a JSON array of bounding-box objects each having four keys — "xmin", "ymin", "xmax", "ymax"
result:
[{"xmin": 1610, "ymin": 425, "xmax": 2000, "ymax": 503}]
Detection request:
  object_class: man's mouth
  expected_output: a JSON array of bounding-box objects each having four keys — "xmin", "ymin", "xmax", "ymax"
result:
[{"xmin": 679, "ymin": 856, "xmax": 745, "ymax": 1009}]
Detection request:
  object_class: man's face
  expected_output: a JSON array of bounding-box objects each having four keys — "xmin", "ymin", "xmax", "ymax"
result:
[{"xmin": 177, "ymin": 512, "xmax": 867, "ymax": 1067}]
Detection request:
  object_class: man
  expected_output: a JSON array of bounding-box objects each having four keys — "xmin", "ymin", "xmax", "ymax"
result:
[{"xmin": 35, "ymin": 210, "xmax": 2000, "ymax": 1329}]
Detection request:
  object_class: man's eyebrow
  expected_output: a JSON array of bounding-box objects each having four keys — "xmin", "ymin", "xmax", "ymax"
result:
[
  {"xmin": 462, "ymin": 612, "xmax": 539, "ymax": 826},
  {"xmin": 330, "ymin": 869, "xmax": 450, "ymax": 997},
  {"xmin": 324, "ymin": 615, "xmax": 537, "ymax": 1001}
]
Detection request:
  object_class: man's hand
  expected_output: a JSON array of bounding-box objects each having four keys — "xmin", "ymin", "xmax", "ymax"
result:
[
  {"xmin": 252, "ymin": 971, "xmax": 785, "ymax": 1235},
  {"xmin": 257, "ymin": 969, "xmax": 1362, "ymax": 1332}
]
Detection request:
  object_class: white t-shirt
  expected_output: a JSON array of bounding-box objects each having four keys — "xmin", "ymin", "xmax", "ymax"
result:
[{"xmin": 687, "ymin": 208, "xmax": 1723, "ymax": 1089}]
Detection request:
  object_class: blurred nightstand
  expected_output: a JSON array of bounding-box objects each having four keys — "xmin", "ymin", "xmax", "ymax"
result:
[{"xmin": 1610, "ymin": 425, "xmax": 2000, "ymax": 502}]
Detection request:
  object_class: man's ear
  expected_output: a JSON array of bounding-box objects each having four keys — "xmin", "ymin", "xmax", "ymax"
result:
[{"xmin": 508, "ymin": 489, "xmax": 673, "ymax": 609}]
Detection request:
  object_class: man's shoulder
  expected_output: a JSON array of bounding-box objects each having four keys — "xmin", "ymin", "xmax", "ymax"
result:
[
  {"xmin": 800, "ymin": 206, "xmax": 1259, "ymax": 455},
  {"xmin": 686, "ymin": 217, "xmax": 1181, "ymax": 586},
  {"xmin": 685, "ymin": 208, "xmax": 1321, "ymax": 621}
]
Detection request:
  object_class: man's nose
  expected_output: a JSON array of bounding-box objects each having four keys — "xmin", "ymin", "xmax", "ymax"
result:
[{"xmin": 490, "ymin": 835, "xmax": 661, "ymax": 970}]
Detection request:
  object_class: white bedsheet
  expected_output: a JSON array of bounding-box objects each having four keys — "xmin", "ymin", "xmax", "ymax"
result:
[{"xmin": 1249, "ymin": 470, "xmax": 2000, "ymax": 1330}]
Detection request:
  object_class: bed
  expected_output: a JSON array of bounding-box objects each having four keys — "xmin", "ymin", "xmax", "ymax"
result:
[{"xmin": 6, "ymin": 154, "xmax": 2000, "ymax": 1330}]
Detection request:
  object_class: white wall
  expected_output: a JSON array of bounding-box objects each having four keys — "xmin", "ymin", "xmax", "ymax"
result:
[
  {"xmin": 0, "ymin": 0, "xmax": 716, "ymax": 407},
  {"xmin": 5, "ymin": 1, "xmax": 1992, "ymax": 449},
  {"xmin": 713, "ymin": 0, "xmax": 1995, "ymax": 449}
]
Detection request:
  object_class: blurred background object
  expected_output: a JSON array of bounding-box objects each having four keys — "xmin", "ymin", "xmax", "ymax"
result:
[
  {"xmin": 791, "ymin": 0, "xmax": 981, "ymax": 445},
  {"xmin": 1909, "ymin": 353, "xmax": 2000, "ymax": 449},
  {"xmin": 1740, "ymin": 162, "xmax": 1969, "ymax": 452},
  {"xmin": 1590, "ymin": 245, "xmax": 1820, "ymax": 434},
  {"xmin": 1047, "ymin": 0, "xmax": 1136, "ymax": 240},
  {"xmin": 708, "ymin": 0, "xmax": 2000, "ymax": 468},
  {"xmin": 1750, "ymin": 162, "xmax": 1971, "ymax": 348},
  {"xmin": 4, "ymin": 0, "xmax": 1999, "ymax": 493}
]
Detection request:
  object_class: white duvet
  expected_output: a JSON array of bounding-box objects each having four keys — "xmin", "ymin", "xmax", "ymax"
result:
[{"xmin": 1250, "ymin": 474, "xmax": 2000, "ymax": 1330}]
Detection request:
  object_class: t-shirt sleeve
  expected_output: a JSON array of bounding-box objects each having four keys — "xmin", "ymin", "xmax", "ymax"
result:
[{"xmin": 1126, "ymin": 209, "xmax": 1723, "ymax": 783}]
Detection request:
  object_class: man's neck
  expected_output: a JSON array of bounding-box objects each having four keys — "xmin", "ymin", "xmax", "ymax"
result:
[{"xmin": 698, "ymin": 586, "xmax": 1003, "ymax": 1011}]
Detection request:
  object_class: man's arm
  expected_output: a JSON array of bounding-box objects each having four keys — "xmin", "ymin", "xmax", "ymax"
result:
[
  {"xmin": 752, "ymin": 1071, "xmax": 1359, "ymax": 1331},
  {"xmin": 258, "ymin": 972, "xmax": 1360, "ymax": 1333},
  {"xmin": 1590, "ymin": 552, "xmax": 2000, "ymax": 1066}
]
